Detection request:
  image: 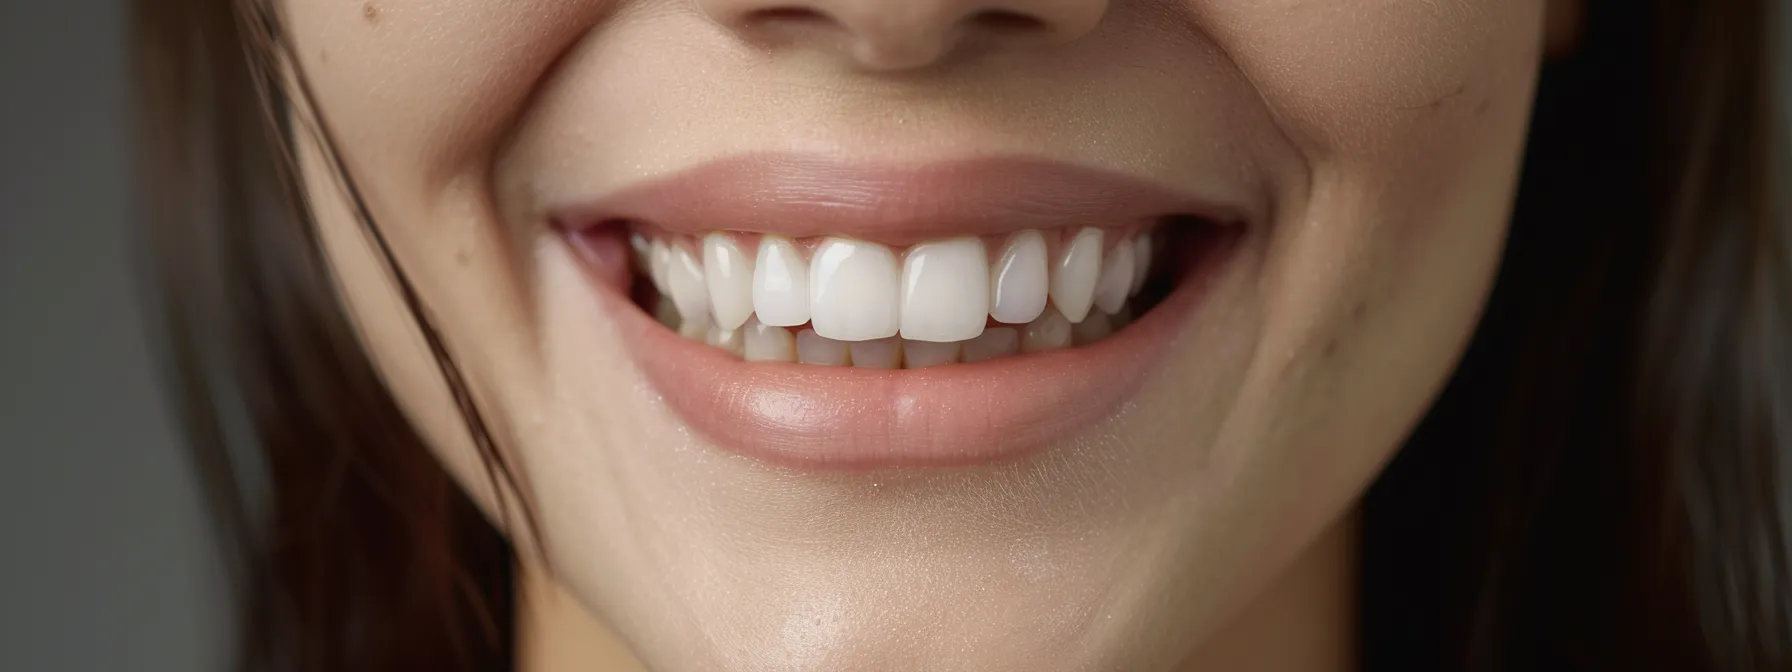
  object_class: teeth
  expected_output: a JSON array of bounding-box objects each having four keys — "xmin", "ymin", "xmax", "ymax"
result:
[
  {"xmin": 901, "ymin": 339, "xmax": 961, "ymax": 368},
  {"xmin": 1020, "ymin": 306, "xmax": 1073, "ymax": 353},
  {"xmin": 1093, "ymin": 239, "xmax": 1135, "ymax": 315},
  {"xmin": 1050, "ymin": 228, "xmax": 1103, "ymax": 323},
  {"xmin": 989, "ymin": 231, "xmax": 1049, "ymax": 325},
  {"xmin": 667, "ymin": 245, "xmax": 711, "ymax": 322},
  {"xmin": 649, "ymin": 228, "xmax": 1157, "ymax": 365},
  {"xmin": 900, "ymin": 237, "xmax": 990, "ymax": 342},
  {"xmin": 703, "ymin": 233, "xmax": 755, "ymax": 331},
  {"xmin": 752, "ymin": 236, "xmax": 811, "ymax": 327},
  {"xmin": 849, "ymin": 337, "xmax": 902, "ymax": 369},
  {"xmin": 706, "ymin": 324, "xmax": 744, "ymax": 355},
  {"xmin": 1072, "ymin": 311, "xmax": 1112, "ymax": 345},
  {"xmin": 962, "ymin": 327, "xmax": 1019, "ymax": 363},
  {"xmin": 742, "ymin": 317, "xmax": 796, "ymax": 362},
  {"xmin": 796, "ymin": 329, "xmax": 850, "ymax": 366},
  {"xmin": 1129, "ymin": 233, "xmax": 1152, "ymax": 297},
  {"xmin": 649, "ymin": 239, "xmax": 672, "ymax": 296},
  {"xmin": 809, "ymin": 238, "xmax": 900, "ymax": 342}
]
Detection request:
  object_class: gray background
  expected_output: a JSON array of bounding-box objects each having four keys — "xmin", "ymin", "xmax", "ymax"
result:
[{"xmin": 0, "ymin": 1, "xmax": 1787, "ymax": 671}]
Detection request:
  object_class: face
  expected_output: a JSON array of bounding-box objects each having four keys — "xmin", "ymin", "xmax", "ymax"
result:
[{"xmin": 286, "ymin": 0, "xmax": 1546, "ymax": 668}]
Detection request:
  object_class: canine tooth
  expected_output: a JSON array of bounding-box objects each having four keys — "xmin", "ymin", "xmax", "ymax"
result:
[
  {"xmin": 1020, "ymin": 307, "xmax": 1073, "ymax": 352},
  {"xmin": 650, "ymin": 239, "xmax": 672, "ymax": 295},
  {"xmin": 796, "ymin": 329, "xmax": 850, "ymax": 366},
  {"xmin": 703, "ymin": 233, "xmax": 755, "ymax": 331},
  {"xmin": 809, "ymin": 238, "xmax": 900, "ymax": 342},
  {"xmin": 962, "ymin": 327, "xmax": 1019, "ymax": 363},
  {"xmin": 900, "ymin": 237, "xmax": 989, "ymax": 342},
  {"xmin": 989, "ymin": 231, "xmax": 1049, "ymax": 324},
  {"xmin": 1072, "ymin": 311, "xmax": 1112, "ymax": 345},
  {"xmin": 901, "ymin": 339, "xmax": 960, "ymax": 368},
  {"xmin": 849, "ymin": 337, "xmax": 902, "ymax": 369},
  {"xmin": 742, "ymin": 318, "xmax": 796, "ymax": 362},
  {"xmin": 667, "ymin": 246, "xmax": 711, "ymax": 321},
  {"xmin": 1050, "ymin": 228, "xmax": 1102, "ymax": 323},
  {"xmin": 1093, "ymin": 240, "xmax": 1135, "ymax": 315},
  {"xmin": 706, "ymin": 325, "xmax": 744, "ymax": 355},
  {"xmin": 1129, "ymin": 234, "xmax": 1152, "ymax": 296},
  {"xmin": 752, "ymin": 236, "xmax": 811, "ymax": 327},
  {"xmin": 630, "ymin": 232, "xmax": 652, "ymax": 270}
]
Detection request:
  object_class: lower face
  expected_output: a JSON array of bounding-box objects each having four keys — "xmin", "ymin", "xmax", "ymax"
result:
[{"xmin": 287, "ymin": 0, "xmax": 1544, "ymax": 669}]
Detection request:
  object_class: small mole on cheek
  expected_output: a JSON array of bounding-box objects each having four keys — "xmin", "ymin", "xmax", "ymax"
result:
[
  {"xmin": 1352, "ymin": 300, "xmax": 1368, "ymax": 322},
  {"xmin": 1475, "ymin": 98, "xmax": 1492, "ymax": 115},
  {"xmin": 1322, "ymin": 339, "xmax": 1339, "ymax": 359},
  {"xmin": 318, "ymin": 49, "xmax": 328, "ymax": 64},
  {"xmin": 455, "ymin": 250, "xmax": 471, "ymax": 266},
  {"xmin": 362, "ymin": 2, "xmax": 379, "ymax": 22}
]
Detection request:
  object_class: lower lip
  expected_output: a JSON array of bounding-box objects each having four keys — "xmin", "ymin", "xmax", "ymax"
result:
[{"xmin": 588, "ymin": 234, "xmax": 1236, "ymax": 471}]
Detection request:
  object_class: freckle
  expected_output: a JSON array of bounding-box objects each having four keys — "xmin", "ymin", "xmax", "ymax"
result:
[
  {"xmin": 1476, "ymin": 98, "xmax": 1491, "ymax": 115},
  {"xmin": 455, "ymin": 250, "xmax": 470, "ymax": 266},
  {"xmin": 318, "ymin": 49, "xmax": 328, "ymax": 63},
  {"xmin": 1352, "ymin": 300, "xmax": 1367, "ymax": 322},
  {"xmin": 362, "ymin": 2, "xmax": 379, "ymax": 22},
  {"xmin": 1322, "ymin": 339, "xmax": 1339, "ymax": 359}
]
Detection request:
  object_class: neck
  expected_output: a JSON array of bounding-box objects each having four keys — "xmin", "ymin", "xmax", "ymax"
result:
[{"xmin": 517, "ymin": 511, "xmax": 1359, "ymax": 672}]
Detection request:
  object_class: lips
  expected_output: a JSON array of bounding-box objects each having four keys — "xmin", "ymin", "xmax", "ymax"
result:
[{"xmin": 557, "ymin": 154, "xmax": 1245, "ymax": 469}]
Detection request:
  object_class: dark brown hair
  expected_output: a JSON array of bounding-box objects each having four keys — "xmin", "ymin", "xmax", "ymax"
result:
[{"xmin": 135, "ymin": 0, "xmax": 1789, "ymax": 670}]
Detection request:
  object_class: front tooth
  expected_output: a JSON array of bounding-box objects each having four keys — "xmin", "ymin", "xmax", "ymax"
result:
[
  {"xmin": 650, "ymin": 239, "xmax": 672, "ymax": 295},
  {"xmin": 630, "ymin": 232, "xmax": 652, "ymax": 270},
  {"xmin": 706, "ymin": 325, "xmax": 744, "ymax": 355},
  {"xmin": 742, "ymin": 318, "xmax": 796, "ymax": 362},
  {"xmin": 1050, "ymin": 228, "xmax": 1103, "ymax": 323},
  {"xmin": 900, "ymin": 237, "xmax": 989, "ymax": 342},
  {"xmin": 989, "ymin": 231, "xmax": 1049, "ymax": 324},
  {"xmin": 667, "ymin": 246, "xmax": 711, "ymax": 321},
  {"xmin": 1020, "ymin": 306, "xmax": 1073, "ymax": 353},
  {"xmin": 849, "ymin": 337, "xmax": 901, "ymax": 369},
  {"xmin": 1129, "ymin": 233, "xmax": 1152, "ymax": 296},
  {"xmin": 1072, "ymin": 311, "xmax": 1112, "ymax": 345},
  {"xmin": 752, "ymin": 236, "xmax": 811, "ymax": 327},
  {"xmin": 809, "ymin": 238, "xmax": 900, "ymax": 342},
  {"xmin": 703, "ymin": 233, "xmax": 755, "ymax": 331},
  {"xmin": 1093, "ymin": 240, "xmax": 1135, "ymax": 314},
  {"xmin": 901, "ymin": 339, "xmax": 960, "ymax": 368},
  {"xmin": 962, "ymin": 327, "xmax": 1019, "ymax": 363},
  {"xmin": 796, "ymin": 329, "xmax": 850, "ymax": 365}
]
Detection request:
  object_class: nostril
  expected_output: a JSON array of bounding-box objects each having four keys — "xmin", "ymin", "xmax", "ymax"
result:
[{"xmin": 969, "ymin": 9, "xmax": 1046, "ymax": 33}]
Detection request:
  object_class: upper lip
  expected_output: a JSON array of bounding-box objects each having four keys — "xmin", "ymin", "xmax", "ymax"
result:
[{"xmin": 555, "ymin": 153, "xmax": 1247, "ymax": 245}]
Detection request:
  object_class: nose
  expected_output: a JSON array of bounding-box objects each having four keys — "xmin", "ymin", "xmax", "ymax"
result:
[{"xmin": 698, "ymin": 0, "xmax": 1109, "ymax": 71}]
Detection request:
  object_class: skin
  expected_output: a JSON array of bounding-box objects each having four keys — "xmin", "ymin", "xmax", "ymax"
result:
[{"xmin": 285, "ymin": 0, "xmax": 1572, "ymax": 669}]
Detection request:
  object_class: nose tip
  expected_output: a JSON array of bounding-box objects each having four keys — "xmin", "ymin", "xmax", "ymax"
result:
[{"xmin": 701, "ymin": 0, "xmax": 1109, "ymax": 71}]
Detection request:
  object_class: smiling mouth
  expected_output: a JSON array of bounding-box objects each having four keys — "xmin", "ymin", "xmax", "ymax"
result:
[{"xmin": 558, "ymin": 154, "xmax": 1246, "ymax": 469}]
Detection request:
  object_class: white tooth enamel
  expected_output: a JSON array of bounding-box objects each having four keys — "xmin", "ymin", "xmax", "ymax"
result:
[
  {"xmin": 630, "ymin": 232, "xmax": 652, "ymax": 270},
  {"xmin": 1093, "ymin": 240, "xmax": 1135, "ymax": 315},
  {"xmin": 809, "ymin": 238, "xmax": 900, "ymax": 342},
  {"xmin": 742, "ymin": 318, "xmax": 796, "ymax": 362},
  {"xmin": 900, "ymin": 237, "xmax": 989, "ymax": 342},
  {"xmin": 702, "ymin": 233, "xmax": 755, "ymax": 331},
  {"xmin": 962, "ymin": 327, "xmax": 1019, "ymax": 363},
  {"xmin": 678, "ymin": 312, "xmax": 711, "ymax": 341},
  {"xmin": 1050, "ymin": 228, "xmax": 1103, "ymax": 323},
  {"xmin": 650, "ymin": 239, "xmax": 672, "ymax": 295},
  {"xmin": 989, "ymin": 231, "xmax": 1049, "ymax": 324},
  {"xmin": 667, "ymin": 245, "xmax": 711, "ymax": 322},
  {"xmin": 1020, "ymin": 306, "xmax": 1073, "ymax": 353},
  {"xmin": 796, "ymin": 329, "xmax": 850, "ymax": 366},
  {"xmin": 850, "ymin": 337, "xmax": 902, "ymax": 369},
  {"xmin": 901, "ymin": 339, "xmax": 960, "ymax": 368},
  {"xmin": 705, "ymin": 325, "xmax": 744, "ymax": 355},
  {"xmin": 752, "ymin": 236, "xmax": 811, "ymax": 327},
  {"xmin": 1129, "ymin": 233, "xmax": 1152, "ymax": 297},
  {"xmin": 1073, "ymin": 311, "xmax": 1112, "ymax": 345}
]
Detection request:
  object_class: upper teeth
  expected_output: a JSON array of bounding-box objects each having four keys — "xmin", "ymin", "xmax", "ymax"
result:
[{"xmin": 636, "ymin": 227, "xmax": 1155, "ymax": 343}]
